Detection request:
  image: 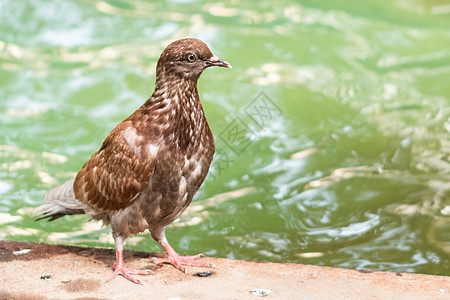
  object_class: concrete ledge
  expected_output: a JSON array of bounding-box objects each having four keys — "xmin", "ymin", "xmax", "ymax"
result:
[{"xmin": 0, "ymin": 241, "xmax": 448, "ymax": 299}]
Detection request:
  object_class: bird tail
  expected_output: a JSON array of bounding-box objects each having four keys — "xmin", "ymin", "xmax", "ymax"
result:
[{"xmin": 32, "ymin": 178, "xmax": 86, "ymax": 221}]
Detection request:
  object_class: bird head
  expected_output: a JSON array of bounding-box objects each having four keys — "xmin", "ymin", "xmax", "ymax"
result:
[{"xmin": 156, "ymin": 38, "xmax": 232, "ymax": 82}]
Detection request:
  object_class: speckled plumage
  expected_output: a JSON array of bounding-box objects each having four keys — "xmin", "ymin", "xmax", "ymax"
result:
[{"xmin": 33, "ymin": 38, "xmax": 231, "ymax": 283}]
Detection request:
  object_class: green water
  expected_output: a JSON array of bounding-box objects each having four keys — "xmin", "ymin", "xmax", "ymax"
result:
[{"xmin": 1, "ymin": 0, "xmax": 449, "ymax": 276}]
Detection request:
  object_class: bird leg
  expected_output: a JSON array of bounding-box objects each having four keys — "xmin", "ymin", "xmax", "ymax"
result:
[
  {"xmin": 151, "ymin": 228, "xmax": 215, "ymax": 273},
  {"xmin": 107, "ymin": 236, "xmax": 153, "ymax": 284}
]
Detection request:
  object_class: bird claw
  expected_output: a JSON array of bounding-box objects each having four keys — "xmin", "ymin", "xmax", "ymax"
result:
[
  {"xmin": 151, "ymin": 253, "xmax": 214, "ymax": 272},
  {"xmin": 107, "ymin": 265, "xmax": 153, "ymax": 284}
]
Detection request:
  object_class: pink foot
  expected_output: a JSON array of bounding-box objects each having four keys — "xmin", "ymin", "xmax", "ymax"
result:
[
  {"xmin": 107, "ymin": 249, "xmax": 153, "ymax": 284},
  {"xmin": 151, "ymin": 230, "xmax": 215, "ymax": 273},
  {"xmin": 151, "ymin": 252, "xmax": 215, "ymax": 272},
  {"xmin": 108, "ymin": 265, "xmax": 153, "ymax": 284}
]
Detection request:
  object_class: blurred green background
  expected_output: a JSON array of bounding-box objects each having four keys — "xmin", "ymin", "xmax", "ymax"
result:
[{"xmin": 1, "ymin": 0, "xmax": 449, "ymax": 276}]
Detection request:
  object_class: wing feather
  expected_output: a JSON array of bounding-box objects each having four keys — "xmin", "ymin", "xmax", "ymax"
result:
[{"xmin": 74, "ymin": 122, "xmax": 155, "ymax": 212}]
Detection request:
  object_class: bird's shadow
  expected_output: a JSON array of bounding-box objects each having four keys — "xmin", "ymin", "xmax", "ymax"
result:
[{"xmin": 0, "ymin": 240, "xmax": 165, "ymax": 271}]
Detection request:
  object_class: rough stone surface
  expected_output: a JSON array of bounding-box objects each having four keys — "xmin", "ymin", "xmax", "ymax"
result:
[{"xmin": 0, "ymin": 241, "xmax": 448, "ymax": 299}]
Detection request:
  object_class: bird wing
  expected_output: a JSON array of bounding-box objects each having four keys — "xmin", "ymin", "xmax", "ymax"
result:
[{"xmin": 73, "ymin": 122, "xmax": 155, "ymax": 212}]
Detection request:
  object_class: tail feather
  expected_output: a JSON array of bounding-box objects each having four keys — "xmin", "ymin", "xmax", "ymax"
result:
[{"xmin": 33, "ymin": 178, "xmax": 87, "ymax": 221}]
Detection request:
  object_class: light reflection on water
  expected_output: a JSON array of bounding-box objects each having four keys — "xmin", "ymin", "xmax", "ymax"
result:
[{"xmin": 0, "ymin": 0, "xmax": 449, "ymax": 276}]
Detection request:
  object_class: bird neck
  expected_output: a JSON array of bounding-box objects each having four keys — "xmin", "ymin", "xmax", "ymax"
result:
[
  {"xmin": 137, "ymin": 76, "xmax": 209, "ymax": 152},
  {"xmin": 149, "ymin": 77, "xmax": 201, "ymax": 111},
  {"xmin": 141, "ymin": 76, "xmax": 208, "ymax": 136}
]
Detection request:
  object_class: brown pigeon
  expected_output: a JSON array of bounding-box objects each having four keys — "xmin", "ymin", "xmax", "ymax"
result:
[{"xmin": 33, "ymin": 38, "xmax": 232, "ymax": 283}]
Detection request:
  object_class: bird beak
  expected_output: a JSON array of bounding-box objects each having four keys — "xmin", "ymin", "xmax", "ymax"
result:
[{"xmin": 206, "ymin": 55, "xmax": 232, "ymax": 69}]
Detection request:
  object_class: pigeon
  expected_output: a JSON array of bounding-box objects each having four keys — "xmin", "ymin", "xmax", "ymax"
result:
[{"xmin": 33, "ymin": 38, "xmax": 232, "ymax": 283}]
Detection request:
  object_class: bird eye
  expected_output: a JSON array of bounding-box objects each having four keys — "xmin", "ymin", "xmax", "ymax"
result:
[{"xmin": 186, "ymin": 53, "xmax": 197, "ymax": 63}]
